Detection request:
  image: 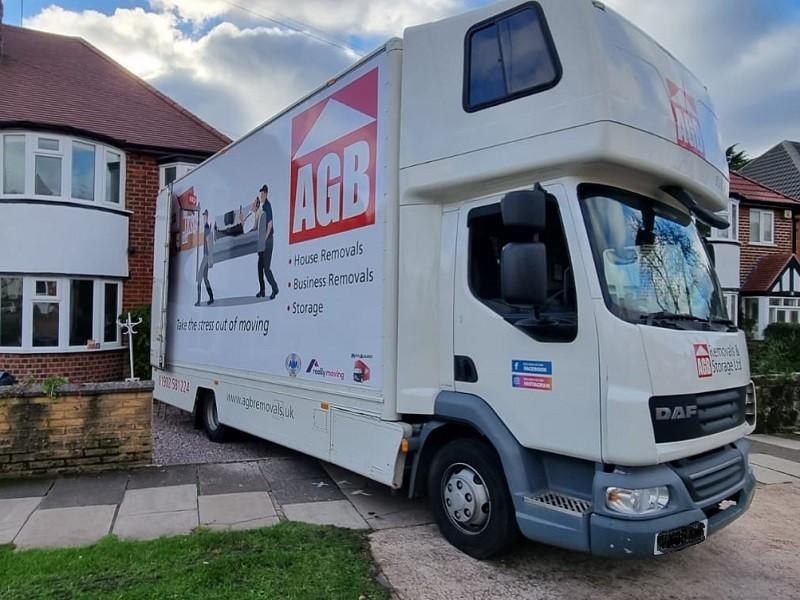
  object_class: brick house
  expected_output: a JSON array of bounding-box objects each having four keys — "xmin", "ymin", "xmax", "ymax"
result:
[
  {"xmin": 708, "ymin": 172, "xmax": 800, "ymax": 337},
  {"xmin": 0, "ymin": 24, "xmax": 229, "ymax": 383}
]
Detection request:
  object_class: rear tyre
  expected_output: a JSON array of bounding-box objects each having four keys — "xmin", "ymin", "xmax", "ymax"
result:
[
  {"xmin": 201, "ymin": 393, "xmax": 229, "ymax": 443},
  {"xmin": 428, "ymin": 438, "xmax": 518, "ymax": 559}
]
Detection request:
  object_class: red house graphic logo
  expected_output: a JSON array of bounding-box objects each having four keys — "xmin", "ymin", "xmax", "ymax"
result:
[
  {"xmin": 694, "ymin": 343, "xmax": 712, "ymax": 378},
  {"xmin": 289, "ymin": 68, "xmax": 378, "ymax": 244},
  {"xmin": 667, "ymin": 78, "xmax": 705, "ymax": 159}
]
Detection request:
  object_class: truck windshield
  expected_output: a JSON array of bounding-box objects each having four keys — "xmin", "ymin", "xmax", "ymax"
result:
[{"xmin": 579, "ymin": 185, "xmax": 728, "ymax": 328}]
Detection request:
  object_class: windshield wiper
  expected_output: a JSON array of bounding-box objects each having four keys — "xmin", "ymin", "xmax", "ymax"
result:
[{"xmin": 639, "ymin": 311, "xmax": 709, "ymax": 329}]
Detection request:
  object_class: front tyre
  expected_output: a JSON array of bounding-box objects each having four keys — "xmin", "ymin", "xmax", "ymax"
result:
[
  {"xmin": 428, "ymin": 439, "xmax": 518, "ymax": 559},
  {"xmin": 201, "ymin": 393, "xmax": 229, "ymax": 443}
]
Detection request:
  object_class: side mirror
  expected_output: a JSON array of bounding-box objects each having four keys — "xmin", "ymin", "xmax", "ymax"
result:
[
  {"xmin": 501, "ymin": 187, "xmax": 547, "ymax": 231},
  {"xmin": 501, "ymin": 243, "xmax": 548, "ymax": 306}
]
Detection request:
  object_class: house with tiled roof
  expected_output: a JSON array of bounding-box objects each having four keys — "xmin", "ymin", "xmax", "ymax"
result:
[
  {"xmin": 708, "ymin": 171, "xmax": 800, "ymax": 338},
  {"xmin": 0, "ymin": 23, "xmax": 230, "ymax": 383},
  {"xmin": 740, "ymin": 141, "xmax": 800, "ymax": 201}
]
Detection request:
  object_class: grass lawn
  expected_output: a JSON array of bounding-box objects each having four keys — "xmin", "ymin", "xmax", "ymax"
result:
[{"xmin": 0, "ymin": 522, "xmax": 389, "ymax": 600}]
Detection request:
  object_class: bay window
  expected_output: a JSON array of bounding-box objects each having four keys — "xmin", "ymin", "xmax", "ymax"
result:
[
  {"xmin": 0, "ymin": 130, "xmax": 125, "ymax": 207},
  {"xmin": 0, "ymin": 276, "xmax": 122, "ymax": 352}
]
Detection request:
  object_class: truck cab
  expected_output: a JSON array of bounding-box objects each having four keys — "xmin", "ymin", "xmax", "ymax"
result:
[{"xmin": 396, "ymin": 0, "xmax": 755, "ymax": 558}]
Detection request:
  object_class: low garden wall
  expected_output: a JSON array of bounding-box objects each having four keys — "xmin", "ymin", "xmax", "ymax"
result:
[
  {"xmin": 753, "ymin": 374, "xmax": 800, "ymax": 434},
  {"xmin": 0, "ymin": 381, "xmax": 152, "ymax": 478}
]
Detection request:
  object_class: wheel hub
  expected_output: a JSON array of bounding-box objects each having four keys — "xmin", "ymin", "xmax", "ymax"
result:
[{"xmin": 442, "ymin": 463, "xmax": 491, "ymax": 533}]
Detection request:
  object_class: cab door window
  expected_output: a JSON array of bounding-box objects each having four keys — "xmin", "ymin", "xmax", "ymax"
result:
[{"xmin": 467, "ymin": 196, "xmax": 576, "ymax": 342}]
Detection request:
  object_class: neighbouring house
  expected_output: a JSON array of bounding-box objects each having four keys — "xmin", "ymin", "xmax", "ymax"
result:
[
  {"xmin": 0, "ymin": 24, "xmax": 229, "ymax": 383},
  {"xmin": 708, "ymin": 172, "xmax": 800, "ymax": 338},
  {"xmin": 740, "ymin": 140, "xmax": 800, "ymax": 201}
]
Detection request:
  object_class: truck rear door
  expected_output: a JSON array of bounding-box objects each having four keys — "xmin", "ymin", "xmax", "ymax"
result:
[{"xmin": 150, "ymin": 186, "xmax": 172, "ymax": 369}]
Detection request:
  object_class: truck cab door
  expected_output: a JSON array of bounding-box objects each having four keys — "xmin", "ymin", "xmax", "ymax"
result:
[{"xmin": 453, "ymin": 184, "xmax": 601, "ymax": 460}]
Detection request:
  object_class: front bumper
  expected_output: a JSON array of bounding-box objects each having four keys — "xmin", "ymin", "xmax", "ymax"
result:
[
  {"xmin": 515, "ymin": 439, "xmax": 756, "ymax": 558},
  {"xmin": 589, "ymin": 469, "xmax": 755, "ymax": 557}
]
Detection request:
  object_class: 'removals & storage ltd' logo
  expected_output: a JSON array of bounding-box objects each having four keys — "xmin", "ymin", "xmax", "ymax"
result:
[{"xmin": 289, "ymin": 68, "xmax": 378, "ymax": 244}]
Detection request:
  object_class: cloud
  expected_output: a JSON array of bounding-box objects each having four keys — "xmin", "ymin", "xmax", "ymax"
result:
[
  {"xmin": 24, "ymin": 4, "xmax": 358, "ymax": 138},
  {"xmin": 23, "ymin": 0, "xmax": 800, "ymax": 157}
]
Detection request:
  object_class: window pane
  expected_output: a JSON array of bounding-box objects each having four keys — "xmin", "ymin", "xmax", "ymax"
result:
[
  {"xmin": 2, "ymin": 135, "xmax": 25, "ymax": 194},
  {"xmin": 467, "ymin": 7, "xmax": 558, "ymax": 109},
  {"xmin": 106, "ymin": 152, "xmax": 121, "ymax": 203},
  {"xmin": 35, "ymin": 280, "xmax": 57, "ymax": 297},
  {"xmin": 750, "ymin": 210, "xmax": 760, "ymax": 242},
  {"xmin": 164, "ymin": 166, "xmax": 177, "ymax": 186},
  {"xmin": 104, "ymin": 283, "xmax": 119, "ymax": 343},
  {"xmin": 469, "ymin": 26, "xmax": 506, "ymax": 108},
  {"xmin": 0, "ymin": 277, "xmax": 23, "ymax": 347},
  {"xmin": 35, "ymin": 155, "xmax": 62, "ymax": 196},
  {"xmin": 33, "ymin": 302, "xmax": 59, "ymax": 347},
  {"xmin": 763, "ymin": 212, "xmax": 773, "ymax": 242},
  {"xmin": 730, "ymin": 204, "xmax": 738, "ymax": 239},
  {"xmin": 69, "ymin": 280, "xmax": 94, "ymax": 346},
  {"xmin": 72, "ymin": 142, "xmax": 96, "ymax": 201},
  {"xmin": 38, "ymin": 138, "xmax": 59, "ymax": 151}
]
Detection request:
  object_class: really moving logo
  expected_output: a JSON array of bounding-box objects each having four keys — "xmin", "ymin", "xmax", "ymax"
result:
[
  {"xmin": 289, "ymin": 68, "xmax": 378, "ymax": 244},
  {"xmin": 306, "ymin": 359, "xmax": 345, "ymax": 381}
]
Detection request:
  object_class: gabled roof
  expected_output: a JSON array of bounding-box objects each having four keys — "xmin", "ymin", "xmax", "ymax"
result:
[
  {"xmin": 0, "ymin": 24, "xmax": 230, "ymax": 155},
  {"xmin": 729, "ymin": 171, "xmax": 800, "ymax": 207},
  {"xmin": 742, "ymin": 253, "xmax": 800, "ymax": 293},
  {"xmin": 740, "ymin": 141, "xmax": 800, "ymax": 201}
]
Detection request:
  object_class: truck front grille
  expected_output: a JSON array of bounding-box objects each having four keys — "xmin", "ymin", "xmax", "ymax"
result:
[
  {"xmin": 696, "ymin": 388, "xmax": 746, "ymax": 436},
  {"xmin": 650, "ymin": 386, "xmax": 746, "ymax": 443},
  {"xmin": 671, "ymin": 445, "xmax": 746, "ymax": 502}
]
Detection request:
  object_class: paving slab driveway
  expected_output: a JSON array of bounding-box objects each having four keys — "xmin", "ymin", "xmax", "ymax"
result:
[{"xmin": 370, "ymin": 482, "xmax": 800, "ymax": 600}]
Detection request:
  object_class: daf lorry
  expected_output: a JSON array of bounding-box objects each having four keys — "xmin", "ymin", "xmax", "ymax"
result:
[{"xmin": 151, "ymin": 0, "xmax": 757, "ymax": 559}]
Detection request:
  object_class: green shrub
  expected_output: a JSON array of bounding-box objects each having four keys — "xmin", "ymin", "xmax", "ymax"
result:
[
  {"xmin": 120, "ymin": 305, "xmax": 151, "ymax": 380},
  {"xmin": 749, "ymin": 322, "xmax": 800, "ymax": 375}
]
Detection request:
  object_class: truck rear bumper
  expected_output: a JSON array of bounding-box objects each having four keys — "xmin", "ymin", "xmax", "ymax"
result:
[{"xmin": 514, "ymin": 439, "xmax": 755, "ymax": 558}]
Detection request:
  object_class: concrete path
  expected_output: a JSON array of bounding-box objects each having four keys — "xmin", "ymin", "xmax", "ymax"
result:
[
  {"xmin": 1, "ymin": 432, "xmax": 798, "ymax": 600},
  {"xmin": 369, "ymin": 434, "xmax": 800, "ymax": 600},
  {"xmin": 0, "ymin": 453, "xmax": 431, "ymax": 550}
]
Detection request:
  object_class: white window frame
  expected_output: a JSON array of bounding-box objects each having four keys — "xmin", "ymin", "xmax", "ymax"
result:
[
  {"xmin": 159, "ymin": 162, "xmax": 196, "ymax": 189},
  {"xmin": 768, "ymin": 297, "xmax": 800, "ymax": 324},
  {"xmin": 0, "ymin": 130, "xmax": 126, "ymax": 209},
  {"xmin": 0, "ymin": 275, "xmax": 123, "ymax": 353},
  {"xmin": 711, "ymin": 199, "xmax": 739, "ymax": 241},
  {"xmin": 749, "ymin": 208, "xmax": 775, "ymax": 245},
  {"xmin": 722, "ymin": 291, "xmax": 738, "ymax": 325}
]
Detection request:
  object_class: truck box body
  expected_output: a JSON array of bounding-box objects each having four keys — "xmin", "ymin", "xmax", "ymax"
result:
[
  {"xmin": 153, "ymin": 47, "xmax": 410, "ymax": 487},
  {"xmin": 153, "ymin": 0, "xmax": 756, "ymax": 559}
]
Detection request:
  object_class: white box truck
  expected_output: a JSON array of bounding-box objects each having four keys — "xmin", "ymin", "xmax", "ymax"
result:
[{"xmin": 151, "ymin": 0, "xmax": 756, "ymax": 559}]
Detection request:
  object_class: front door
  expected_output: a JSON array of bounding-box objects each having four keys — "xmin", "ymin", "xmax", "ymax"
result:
[{"xmin": 453, "ymin": 184, "xmax": 601, "ymax": 460}]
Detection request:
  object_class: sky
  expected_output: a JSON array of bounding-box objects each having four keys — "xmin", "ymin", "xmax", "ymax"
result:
[{"xmin": 5, "ymin": 0, "xmax": 800, "ymax": 157}]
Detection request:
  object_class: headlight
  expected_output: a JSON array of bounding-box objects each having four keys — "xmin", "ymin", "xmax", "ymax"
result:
[{"xmin": 606, "ymin": 486, "xmax": 669, "ymax": 515}]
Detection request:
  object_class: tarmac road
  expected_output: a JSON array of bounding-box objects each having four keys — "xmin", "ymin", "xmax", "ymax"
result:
[{"xmin": 370, "ymin": 481, "xmax": 800, "ymax": 600}]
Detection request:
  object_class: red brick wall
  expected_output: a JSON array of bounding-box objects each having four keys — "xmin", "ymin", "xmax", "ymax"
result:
[
  {"xmin": 124, "ymin": 153, "xmax": 160, "ymax": 309},
  {"xmin": 739, "ymin": 205, "xmax": 794, "ymax": 285},
  {"xmin": 0, "ymin": 350, "xmax": 126, "ymax": 384}
]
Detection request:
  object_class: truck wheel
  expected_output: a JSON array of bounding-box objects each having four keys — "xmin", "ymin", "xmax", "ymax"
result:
[
  {"xmin": 428, "ymin": 438, "xmax": 518, "ymax": 559},
  {"xmin": 201, "ymin": 394, "xmax": 229, "ymax": 443}
]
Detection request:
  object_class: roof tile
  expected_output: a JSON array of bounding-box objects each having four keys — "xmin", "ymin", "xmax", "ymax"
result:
[{"xmin": 0, "ymin": 25, "xmax": 230, "ymax": 154}]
